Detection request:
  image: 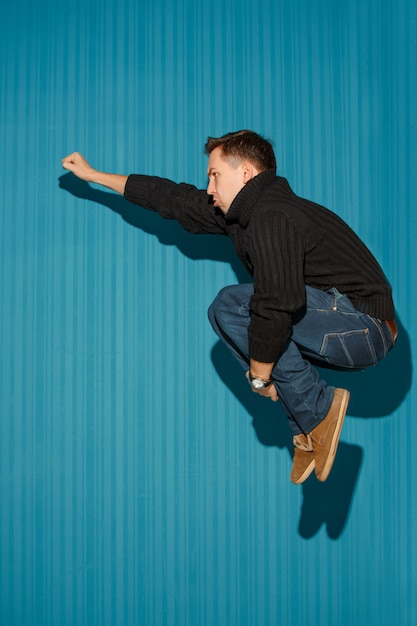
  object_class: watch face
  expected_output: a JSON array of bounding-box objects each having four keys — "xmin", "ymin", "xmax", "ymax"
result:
[{"xmin": 252, "ymin": 378, "xmax": 265, "ymax": 389}]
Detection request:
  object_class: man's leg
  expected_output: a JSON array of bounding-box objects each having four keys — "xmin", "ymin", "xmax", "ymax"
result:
[
  {"xmin": 208, "ymin": 284, "xmax": 395, "ymax": 482},
  {"xmin": 208, "ymin": 284, "xmax": 335, "ymax": 434}
]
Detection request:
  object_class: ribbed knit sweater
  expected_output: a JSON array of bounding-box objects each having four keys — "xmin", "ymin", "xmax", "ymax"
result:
[{"xmin": 124, "ymin": 169, "xmax": 394, "ymax": 362}]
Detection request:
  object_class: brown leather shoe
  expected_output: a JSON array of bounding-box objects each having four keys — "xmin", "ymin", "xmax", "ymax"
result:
[
  {"xmin": 290, "ymin": 433, "xmax": 315, "ymax": 484},
  {"xmin": 310, "ymin": 388, "xmax": 350, "ymax": 482}
]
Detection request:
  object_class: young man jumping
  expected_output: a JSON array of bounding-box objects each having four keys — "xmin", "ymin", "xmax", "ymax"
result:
[{"xmin": 62, "ymin": 130, "xmax": 396, "ymax": 483}]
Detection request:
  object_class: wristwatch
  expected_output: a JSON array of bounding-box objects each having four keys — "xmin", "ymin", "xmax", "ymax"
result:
[{"xmin": 248, "ymin": 372, "xmax": 273, "ymax": 390}]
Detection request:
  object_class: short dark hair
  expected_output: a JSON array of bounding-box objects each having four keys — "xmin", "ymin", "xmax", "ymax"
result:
[{"xmin": 204, "ymin": 130, "xmax": 276, "ymax": 172}]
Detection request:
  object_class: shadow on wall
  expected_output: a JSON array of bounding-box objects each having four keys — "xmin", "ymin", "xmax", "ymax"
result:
[
  {"xmin": 58, "ymin": 174, "xmax": 251, "ymax": 282},
  {"xmin": 60, "ymin": 175, "xmax": 412, "ymax": 539}
]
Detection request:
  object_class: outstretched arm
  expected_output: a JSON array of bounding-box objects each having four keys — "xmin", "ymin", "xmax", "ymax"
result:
[
  {"xmin": 62, "ymin": 152, "xmax": 128, "ymax": 195},
  {"xmin": 62, "ymin": 152, "xmax": 228, "ymax": 235}
]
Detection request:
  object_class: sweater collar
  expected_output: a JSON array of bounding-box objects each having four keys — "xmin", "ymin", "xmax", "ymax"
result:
[{"xmin": 225, "ymin": 168, "xmax": 277, "ymax": 227}]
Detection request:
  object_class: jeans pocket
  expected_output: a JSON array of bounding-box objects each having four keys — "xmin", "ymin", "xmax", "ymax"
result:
[{"xmin": 320, "ymin": 327, "xmax": 378, "ymax": 368}]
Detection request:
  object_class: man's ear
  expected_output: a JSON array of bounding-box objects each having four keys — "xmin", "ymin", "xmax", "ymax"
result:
[{"xmin": 242, "ymin": 161, "xmax": 258, "ymax": 183}]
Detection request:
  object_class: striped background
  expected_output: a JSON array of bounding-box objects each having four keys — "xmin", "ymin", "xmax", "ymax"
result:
[{"xmin": 0, "ymin": 0, "xmax": 416, "ymax": 624}]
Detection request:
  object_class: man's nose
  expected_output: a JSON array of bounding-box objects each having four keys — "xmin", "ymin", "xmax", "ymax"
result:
[{"xmin": 207, "ymin": 179, "xmax": 215, "ymax": 195}]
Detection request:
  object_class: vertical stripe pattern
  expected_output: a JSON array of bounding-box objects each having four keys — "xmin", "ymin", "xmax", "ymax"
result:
[{"xmin": 0, "ymin": 0, "xmax": 416, "ymax": 625}]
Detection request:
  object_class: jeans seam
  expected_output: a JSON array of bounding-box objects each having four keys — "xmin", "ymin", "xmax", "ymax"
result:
[{"xmin": 368, "ymin": 316, "xmax": 389, "ymax": 355}]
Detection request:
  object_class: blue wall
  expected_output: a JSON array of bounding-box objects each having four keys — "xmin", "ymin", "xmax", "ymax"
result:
[{"xmin": 0, "ymin": 0, "xmax": 416, "ymax": 624}]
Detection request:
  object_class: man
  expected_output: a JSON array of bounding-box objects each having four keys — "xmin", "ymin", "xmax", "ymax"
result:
[{"xmin": 62, "ymin": 130, "xmax": 396, "ymax": 484}]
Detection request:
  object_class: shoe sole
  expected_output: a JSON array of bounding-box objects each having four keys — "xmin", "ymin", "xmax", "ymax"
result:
[
  {"xmin": 291, "ymin": 458, "xmax": 315, "ymax": 484},
  {"xmin": 317, "ymin": 389, "xmax": 350, "ymax": 482}
]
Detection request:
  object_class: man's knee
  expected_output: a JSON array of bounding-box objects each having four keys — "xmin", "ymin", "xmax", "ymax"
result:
[
  {"xmin": 207, "ymin": 286, "xmax": 232, "ymax": 327},
  {"xmin": 207, "ymin": 284, "xmax": 252, "ymax": 328}
]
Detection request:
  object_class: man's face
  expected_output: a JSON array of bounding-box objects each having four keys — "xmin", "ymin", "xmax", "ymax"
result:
[{"xmin": 206, "ymin": 147, "xmax": 247, "ymax": 214}]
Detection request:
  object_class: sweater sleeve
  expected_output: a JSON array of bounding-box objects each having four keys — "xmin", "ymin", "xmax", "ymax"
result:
[
  {"xmin": 248, "ymin": 211, "xmax": 306, "ymax": 362},
  {"xmin": 124, "ymin": 174, "xmax": 227, "ymax": 235}
]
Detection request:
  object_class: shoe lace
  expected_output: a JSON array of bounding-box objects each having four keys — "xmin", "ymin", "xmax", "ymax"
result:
[{"xmin": 293, "ymin": 433, "xmax": 314, "ymax": 452}]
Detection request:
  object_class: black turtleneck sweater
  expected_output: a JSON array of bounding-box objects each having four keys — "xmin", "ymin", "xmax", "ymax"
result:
[{"xmin": 124, "ymin": 169, "xmax": 394, "ymax": 362}]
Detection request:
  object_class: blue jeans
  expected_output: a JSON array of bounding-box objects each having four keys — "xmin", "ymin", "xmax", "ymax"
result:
[{"xmin": 208, "ymin": 284, "xmax": 395, "ymax": 435}]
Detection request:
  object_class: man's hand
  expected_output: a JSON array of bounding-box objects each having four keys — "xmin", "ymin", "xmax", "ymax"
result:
[
  {"xmin": 61, "ymin": 153, "xmax": 128, "ymax": 195},
  {"xmin": 62, "ymin": 152, "xmax": 96, "ymax": 181},
  {"xmin": 245, "ymin": 371, "xmax": 279, "ymax": 402}
]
